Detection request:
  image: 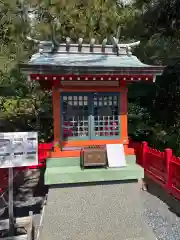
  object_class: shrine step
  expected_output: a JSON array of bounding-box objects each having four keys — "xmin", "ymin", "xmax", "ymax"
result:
[
  {"xmin": 45, "ymin": 155, "xmax": 143, "ymax": 185},
  {"xmin": 46, "ymin": 155, "xmax": 136, "ymax": 168},
  {"xmin": 46, "ymin": 157, "xmax": 80, "ymax": 168}
]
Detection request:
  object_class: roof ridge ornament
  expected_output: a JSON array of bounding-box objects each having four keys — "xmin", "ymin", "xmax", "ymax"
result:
[
  {"xmin": 26, "ymin": 35, "xmax": 140, "ymax": 56},
  {"xmin": 111, "ymin": 37, "xmax": 140, "ymax": 56}
]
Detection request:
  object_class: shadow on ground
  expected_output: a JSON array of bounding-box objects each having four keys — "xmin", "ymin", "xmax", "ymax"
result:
[
  {"xmin": 49, "ymin": 179, "xmax": 138, "ymax": 189},
  {"xmin": 144, "ymin": 175, "xmax": 180, "ymax": 217}
]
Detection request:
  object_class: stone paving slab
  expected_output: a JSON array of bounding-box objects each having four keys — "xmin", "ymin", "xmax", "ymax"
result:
[{"xmin": 40, "ymin": 182, "xmax": 157, "ymax": 240}]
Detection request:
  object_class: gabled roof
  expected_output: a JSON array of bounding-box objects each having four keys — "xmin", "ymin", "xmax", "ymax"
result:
[
  {"xmin": 30, "ymin": 53, "xmax": 150, "ymax": 68},
  {"xmin": 20, "ymin": 37, "xmax": 164, "ymax": 76}
]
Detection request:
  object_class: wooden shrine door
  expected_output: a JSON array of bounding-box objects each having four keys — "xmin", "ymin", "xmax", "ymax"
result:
[{"xmin": 61, "ymin": 92, "xmax": 120, "ymax": 141}]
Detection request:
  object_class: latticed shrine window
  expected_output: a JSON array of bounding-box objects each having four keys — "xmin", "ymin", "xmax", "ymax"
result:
[
  {"xmin": 61, "ymin": 93, "xmax": 120, "ymax": 140},
  {"xmin": 93, "ymin": 94, "xmax": 119, "ymax": 137},
  {"xmin": 62, "ymin": 95, "xmax": 89, "ymax": 139}
]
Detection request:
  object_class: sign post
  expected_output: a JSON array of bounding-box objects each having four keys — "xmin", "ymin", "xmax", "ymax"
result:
[
  {"xmin": 8, "ymin": 167, "xmax": 14, "ymax": 237},
  {"xmin": 0, "ymin": 132, "xmax": 38, "ymax": 237}
]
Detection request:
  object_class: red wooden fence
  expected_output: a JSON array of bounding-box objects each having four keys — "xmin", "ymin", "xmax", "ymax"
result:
[
  {"xmin": 135, "ymin": 141, "xmax": 180, "ymax": 201},
  {"xmin": 1, "ymin": 141, "xmax": 180, "ymax": 201}
]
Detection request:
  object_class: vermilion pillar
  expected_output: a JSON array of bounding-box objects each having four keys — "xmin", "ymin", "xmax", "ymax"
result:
[
  {"xmin": 120, "ymin": 88, "xmax": 128, "ymax": 144},
  {"xmin": 52, "ymin": 87, "xmax": 61, "ymax": 147}
]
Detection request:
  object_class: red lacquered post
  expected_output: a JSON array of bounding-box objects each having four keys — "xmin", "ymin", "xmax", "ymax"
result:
[
  {"xmin": 141, "ymin": 141, "xmax": 148, "ymax": 169},
  {"xmin": 165, "ymin": 148, "xmax": 173, "ymax": 192}
]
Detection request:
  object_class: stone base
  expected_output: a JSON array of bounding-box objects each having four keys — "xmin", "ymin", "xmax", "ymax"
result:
[
  {"xmin": 45, "ymin": 155, "xmax": 144, "ymax": 185},
  {"xmin": 0, "ymin": 214, "xmax": 34, "ymax": 240}
]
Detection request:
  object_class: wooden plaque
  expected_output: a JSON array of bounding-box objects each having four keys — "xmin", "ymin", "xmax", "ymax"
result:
[{"xmin": 81, "ymin": 147, "xmax": 107, "ymax": 168}]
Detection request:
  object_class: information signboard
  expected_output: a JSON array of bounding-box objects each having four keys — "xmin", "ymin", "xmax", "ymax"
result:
[{"xmin": 0, "ymin": 132, "xmax": 38, "ymax": 168}]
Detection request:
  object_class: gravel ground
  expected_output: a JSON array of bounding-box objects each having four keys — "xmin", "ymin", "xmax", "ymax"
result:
[
  {"xmin": 1, "ymin": 170, "xmax": 180, "ymax": 240},
  {"xmin": 40, "ymin": 182, "xmax": 157, "ymax": 240},
  {"xmin": 141, "ymin": 178, "xmax": 180, "ymax": 240},
  {"xmin": 40, "ymin": 181, "xmax": 180, "ymax": 240}
]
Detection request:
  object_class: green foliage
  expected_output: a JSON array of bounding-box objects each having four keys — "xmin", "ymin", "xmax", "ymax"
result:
[
  {"xmin": 29, "ymin": 0, "xmax": 126, "ymax": 42},
  {"xmin": 0, "ymin": 0, "xmax": 131, "ymax": 142},
  {"xmin": 0, "ymin": 0, "xmax": 180, "ymax": 154}
]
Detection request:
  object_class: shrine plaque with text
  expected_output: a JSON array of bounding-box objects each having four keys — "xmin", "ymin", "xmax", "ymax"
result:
[{"xmin": 81, "ymin": 148, "xmax": 107, "ymax": 168}]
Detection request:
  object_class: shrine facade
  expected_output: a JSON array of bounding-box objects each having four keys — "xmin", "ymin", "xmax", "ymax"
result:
[
  {"xmin": 20, "ymin": 36, "xmax": 164, "ymax": 184},
  {"xmin": 20, "ymin": 37, "xmax": 163, "ymax": 155}
]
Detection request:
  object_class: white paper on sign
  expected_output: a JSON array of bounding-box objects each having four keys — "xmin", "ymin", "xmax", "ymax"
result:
[
  {"xmin": 0, "ymin": 133, "xmax": 12, "ymax": 155},
  {"xmin": 0, "ymin": 132, "xmax": 38, "ymax": 168},
  {"xmin": 26, "ymin": 138, "xmax": 37, "ymax": 153},
  {"xmin": 106, "ymin": 144, "xmax": 126, "ymax": 168},
  {"xmin": 0, "ymin": 154, "xmax": 11, "ymax": 168},
  {"xmin": 12, "ymin": 134, "xmax": 24, "ymax": 154}
]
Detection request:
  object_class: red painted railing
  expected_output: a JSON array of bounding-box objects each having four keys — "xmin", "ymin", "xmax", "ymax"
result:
[
  {"xmin": 0, "ymin": 169, "xmax": 8, "ymax": 193},
  {"xmin": 26, "ymin": 142, "xmax": 53, "ymax": 169},
  {"xmin": 128, "ymin": 139, "xmax": 142, "ymax": 165},
  {"xmin": 134, "ymin": 141, "xmax": 180, "ymax": 200}
]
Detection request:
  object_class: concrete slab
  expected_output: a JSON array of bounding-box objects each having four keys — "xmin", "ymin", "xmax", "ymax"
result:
[{"xmin": 45, "ymin": 156, "xmax": 144, "ymax": 185}]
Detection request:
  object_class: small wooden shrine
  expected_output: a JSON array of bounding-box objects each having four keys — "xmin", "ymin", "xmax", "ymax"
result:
[{"xmin": 20, "ymin": 36, "xmax": 164, "ymax": 185}]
